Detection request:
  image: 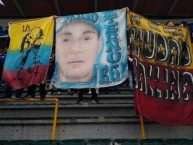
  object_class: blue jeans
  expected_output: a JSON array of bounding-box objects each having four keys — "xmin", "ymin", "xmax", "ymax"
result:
[
  {"xmin": 15, "ymin": 88, "xmax": 24, "ymax": 98},
  {"xmin": 127, "ymin": 69, "xmax": 134, "ymax": 91}
]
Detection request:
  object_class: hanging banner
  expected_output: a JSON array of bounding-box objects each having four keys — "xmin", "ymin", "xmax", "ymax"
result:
[
  {"xmin": 127, "ymin": 11, "xmax": 193, "ymax": 125},
  {"xmin": 52, "ymin": 8, "xmax": 128, "ymax": 88},
  {"xmin": 3, "ymin": 17, "xmax": 54, "ymax": 89}
]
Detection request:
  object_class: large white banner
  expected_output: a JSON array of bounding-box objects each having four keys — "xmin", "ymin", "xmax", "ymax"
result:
[{"xmin": 52, "ymin": 8, "xmax": 128, "ymax": 88}]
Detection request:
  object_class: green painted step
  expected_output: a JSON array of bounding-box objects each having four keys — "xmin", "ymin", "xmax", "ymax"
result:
[
  {"xmin": 60, "ymin": 139, "xmax": 86, "ymax": 145},
  {"xmin": 32, "ymin": 140, "xmax": 59, "ymax": 145},
  {"xmin": 141, "ymin": 139, "xmax": 170, "ymax": 145},
  {"xmin": 114, "ymin": 139, "xmax": 140, "ymax": 145},
  {"xmin": 87, "ymin": 139, "xmax": 112, "ymax": 145},
  {"xmin": 167, "ymin": 139, "xmax": 193, "ymax": 145}
]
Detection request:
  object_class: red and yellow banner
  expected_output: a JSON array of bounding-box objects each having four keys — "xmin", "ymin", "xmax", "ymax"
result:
[{"xmin": 127, "ymin": 11, "xmax": 193, "ymax": 125}]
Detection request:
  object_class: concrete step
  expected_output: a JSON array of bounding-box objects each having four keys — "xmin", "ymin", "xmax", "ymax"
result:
[
  {"xmin": 0, "ymin": 103, "xmax": 135, "ymax": 118},
  {"xmin": 0, "ymin": 92, "xmax": 135, "ymax": 104},
  {"xmin": 0, "ymin": 117, "xmax": 192, "ymax": 140},
  {"xmin": 0, "ymin": 117, "xmax": 141, "ymax": 125},
  {"xmin": 46, "ymin": 94, "xmax": 134, "ymax": 103}
]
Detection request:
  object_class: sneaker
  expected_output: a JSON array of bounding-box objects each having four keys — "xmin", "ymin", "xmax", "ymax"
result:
[
  {"xmin": 77, "ymin": 100, "xmax": 83, "ymax": 104},
  {"xmin": 57, "ymin": 91, "xmax": 61, "ymax": 95},
  {"xmin": 87, "ymin": 91, "xmax": 91, "ymax": 94},
  {"xmin": 91, "ymin": 100, "xmax": 99, "ymax": 104},
  {"xmin": 47, "ymin": 91, "xmax": 52, "ymax": 95},
  {"xmin": 96, "ymin": 89, "xmax": 99, "ymax": 94}
]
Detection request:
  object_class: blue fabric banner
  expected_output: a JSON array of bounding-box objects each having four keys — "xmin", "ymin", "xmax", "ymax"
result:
[{"xmin": 52, "ymin": 8, "xmax": 128, "ymax": 88}]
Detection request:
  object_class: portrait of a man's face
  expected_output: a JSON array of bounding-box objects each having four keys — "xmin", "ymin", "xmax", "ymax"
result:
[
  {"xmin": 56, "ymin": 21, "xmax": 101, "ymax": 83},
  {"xmin": 53, "ymin": 9, "xmax": 128, "ymax": 88}
]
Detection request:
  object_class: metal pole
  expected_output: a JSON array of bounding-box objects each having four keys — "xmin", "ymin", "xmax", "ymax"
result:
[
  {"xmin": 140, "ymin": 115, "xmax": 146, "ymax": 139},
  {"xmin": 52, "ymin": 99, "xmax": 59, "ymax": 140}
]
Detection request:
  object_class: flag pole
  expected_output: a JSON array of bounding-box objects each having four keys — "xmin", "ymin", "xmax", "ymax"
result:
[{"xmin": 140, "ymin": 115, "xmax": 146, "ymax": 139}]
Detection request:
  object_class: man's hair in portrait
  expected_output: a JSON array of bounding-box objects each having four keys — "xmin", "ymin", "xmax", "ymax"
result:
[{"xmin": 56, "ymin": 19, "xmax": 101, "ymax": 38}]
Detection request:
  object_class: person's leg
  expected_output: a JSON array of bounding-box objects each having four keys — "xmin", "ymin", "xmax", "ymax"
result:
[
  {"xmin": 57, "ymin": 89, "xmax": 62, "ymax": 95},
  {"xmin": 0, "ymin": 64, "xmax": 3, "ymax": 87},
  {"xmin": 123, "ymin": 79, "xmax": 128, "ymax": 87},
  {"xmin": 39, "ymin": 83, "xmax": 46, "ymax": 99},
  {"xmin": 126, "ymin": 78, "xmax": 129, "ymax": 87},
  {"xmin": 4, "ymin": 83, "xmax": 12, "ymax": 98},
  {"xmin": 28, "ymin": 85, "xmax": 36, "ymax": 98},
  {"xmin": 48, "ymin": 81, "xmax": 54, "ymax": 94},
  {"xmin": 70, "ymin": 89, "xmax": 76, "ymax": 95},
  {"xmin": 128, "ymin": 69, "xmax": 134, "ymax": 92},
  {"xmin": 74, "ymin": 89, "xmax": 79, "ymax": 94},
  {"xmin": 114, "ymin": 85, "xmax": 121, "ymax": 94},
  {"xmin": 105, "ymin": 87, "xmax": 109, "ymax": 94},
  {"xmin": 47, "ymin": 89, "xmax": 54, "ymax": 94},
  {"xmin": 96, "ymin": 88, "xmax": 99, "ymax": 94},
  {"xmin": 15, "ymin": 88, "xmax": 24, "ymax": 99},
  {"xmin": 91, "ymin": 88, "xmax": 99, "ymax": 103},
  {"xmin": 77, "ymin": 89, "xmax": 84, "ymax": 104},
  {"xmin": 23, "ymin": 85, "xmax": 32, "ymax": 98},
  {"xmin": 88, "ymin": 88, "xmax": 91, "ymax": 94}
]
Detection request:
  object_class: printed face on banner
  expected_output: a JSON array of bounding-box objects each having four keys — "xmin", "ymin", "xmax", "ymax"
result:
[
  {"xmin": 56, "ymin": 21, "xmax": 101, "ymax": 83},
  {"xmin": 53, "ymin": 8, "xmax": 128, "ymax": 88}
]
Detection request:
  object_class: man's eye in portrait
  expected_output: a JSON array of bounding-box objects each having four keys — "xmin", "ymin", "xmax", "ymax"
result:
[
  {"xmin": 83, "ymin": 37, "xmax": 92, "ymax": 41},
  {"xmin": 62, "ymin": 38, "xmax": 70, "ymax": 42}
]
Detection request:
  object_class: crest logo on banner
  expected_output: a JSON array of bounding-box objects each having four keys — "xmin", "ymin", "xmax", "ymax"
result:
[
  {"xmin": 52, "ymin": 8, "xmax": 128, "ymax": 88},
  {"xmin": 127, "ymin": 11, "xmax": 193, "ymax": 125},
  {"xmin": 3, "ymin": 17, "xmax": 54, "ymax": 89}
]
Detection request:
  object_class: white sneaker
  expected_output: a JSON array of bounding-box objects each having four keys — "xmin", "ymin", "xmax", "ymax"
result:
[
  {"xmin": 96, "ymin": 88, "xmax": 99, "ymax": 94},
  {"xmin": 57, "ymin": 91, "xmax": 61, "ymax": 95},
  {"xmin": 91, "ymin": 100, "xmax": 99, "ymax": 104},
  {"xmin": 96, "ymin": 90, "xmax": 99, "ymax": 94}
]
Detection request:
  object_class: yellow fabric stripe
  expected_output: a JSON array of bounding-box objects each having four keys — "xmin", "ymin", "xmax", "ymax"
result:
[
  {"xmin": 9, "ymin": 16, "xmax": 54, "ymax": 51},
  {"xmin": 127, "ymin": 11, "xmax": 193, "ymax": 68}
]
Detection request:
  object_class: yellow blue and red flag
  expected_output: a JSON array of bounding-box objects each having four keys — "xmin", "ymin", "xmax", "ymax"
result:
[{"xmin": 3, "ymin": 16, "xmax": 54, "ymax": 89}]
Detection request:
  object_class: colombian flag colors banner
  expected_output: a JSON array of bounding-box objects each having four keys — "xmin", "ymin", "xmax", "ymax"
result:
[
  {"xmin": 3, "ymin": 17, "xmax": 54, "ymax": 89},
  {"xmin": 127, "ymin": 11, "xmax": 193, "ymax": 125}
]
